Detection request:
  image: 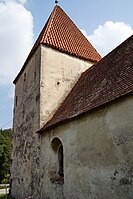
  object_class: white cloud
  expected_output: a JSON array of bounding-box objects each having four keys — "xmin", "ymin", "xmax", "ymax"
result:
[
  {"xmin": 81, "ymin": 21, "xmax": 133, "ymax": 57},
  {"xmin": 0, "ymin": 0, "xmax": 28, "ymax": 5},
  {"xmin": 0, "ymin": 0, "xmax": 33, "ymax": 86},
  {"xmin": 18, "ymin": 0, "xmax": 27, "ymax": 5}
]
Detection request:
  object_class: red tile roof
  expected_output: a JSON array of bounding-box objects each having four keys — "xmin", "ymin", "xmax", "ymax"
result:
[
  {"xmin": 39, "ymin": 35, "xmax": 133, "ymax": 132},
  {"xmin": 13, "ymin": 5, "xmax": 101, "ymax": 84}
]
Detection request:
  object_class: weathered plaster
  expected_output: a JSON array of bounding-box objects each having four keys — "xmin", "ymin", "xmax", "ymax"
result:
[
  {"xmin": 11, "ymin": 46, "xmax": 41, "ymax": 199},
  {"xmin": 40, "ymin": 45, "xmax": 93, "ymax": 126},
  {"xmin": 11, "ymin": 45, "xmax": 94, "ymax": 199},
  {"xmin": 11, "ymin": 42, "xmax": 133, "ymax": 199},
  {"xmin": 40, "ymin": 94, "xmax": 133, "ymax": 199}
]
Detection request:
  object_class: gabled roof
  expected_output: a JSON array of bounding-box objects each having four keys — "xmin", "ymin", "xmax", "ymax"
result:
[
  {"xmin": 39, "ymin": 35, "xmax": 133, "ymax": 132},
  {"xmin": 13, "ymin": 5, "xmax": 101, "ymax": 84}
]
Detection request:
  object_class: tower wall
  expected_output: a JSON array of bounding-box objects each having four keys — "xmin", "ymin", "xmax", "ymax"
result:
[
  {"xmin": 11, "ymin": 46, "xmax": 41, "ymax": 199},
  {"xmin": 40, "ymin": 45, "xmax": 93, "ymax": 126},
  {"xmin": 11, "ymin": 44, "xmax": 95, "ymax": 199}
]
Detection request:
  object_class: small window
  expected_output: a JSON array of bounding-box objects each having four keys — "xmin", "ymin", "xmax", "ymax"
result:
[
  {"xmin": 34, "ymin": 72, "xmax": 36, "ymax": 80},
  {"xmin": 16, "ymin": 96, "xmax": 18, "ymax": 106},
  {"xmin": 24, "ymin": 73, "xmax": 26, "ymax": 81}
]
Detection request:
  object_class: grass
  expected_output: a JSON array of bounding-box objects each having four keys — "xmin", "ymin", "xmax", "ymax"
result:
[{"xmin": 0, "ymin": 194, "xmax": 15, "ymax": 199}]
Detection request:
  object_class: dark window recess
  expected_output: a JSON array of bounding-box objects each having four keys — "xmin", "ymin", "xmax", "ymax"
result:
[
  {"xmin": 24, "ymin": 73, "xmax": 26, "ymax": 81},
  {"xmin": 36, "ymin": 94, "xmax": 40, "ymax": 102},
  {"xmin": 50, "ymin": 138, "xmax": 64, "ymax": 184},
  {"xmin": 57, "ymin": 81, "xmax": 60, "ymax": 85},
  {"xmin": 58, "ymin": 145, "xmax": 64, "ymax": 177},
  {"xmin": 16, "ymin": 96, "xmax": 18, "ymax": 106},
  {"xmin": 34, "ymin": 72, "xmax": 36, "ymax": 79}
]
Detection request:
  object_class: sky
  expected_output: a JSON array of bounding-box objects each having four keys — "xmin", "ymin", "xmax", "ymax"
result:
[{"xmin": 0, "ymin": 0, "xmax": 133, "ymax": 129}]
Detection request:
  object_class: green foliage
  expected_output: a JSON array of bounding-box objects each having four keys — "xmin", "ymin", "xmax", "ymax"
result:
[
  {"xmin": 1, "ymin": 179, "xmax": 9, "ymax": 184},
  {"xmin": 0, "ymin": 194, "xmax": 15, "ymax": 199},
  {"xmin": 0, "ymin": 129, "xmax": 13, "ymax": 184}
]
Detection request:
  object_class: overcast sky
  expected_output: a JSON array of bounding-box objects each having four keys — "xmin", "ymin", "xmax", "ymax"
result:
[{"xmin": 0, "ymin": 0, "xmax": 133, "ymax": 129}]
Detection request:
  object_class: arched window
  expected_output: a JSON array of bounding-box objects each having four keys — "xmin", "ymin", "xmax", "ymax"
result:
[{"xmin": 50, "ymin": 138, "xmax": 64, "ymax": 184}]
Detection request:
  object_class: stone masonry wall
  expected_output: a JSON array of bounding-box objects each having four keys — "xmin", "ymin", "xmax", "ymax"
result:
[
  {"xmin": 11, "ymin": 45, "xmax": 94, "ymax": 199},
  {"xmin": 11, "ymin": 46, "xmax": 41, "ymax": 199}
]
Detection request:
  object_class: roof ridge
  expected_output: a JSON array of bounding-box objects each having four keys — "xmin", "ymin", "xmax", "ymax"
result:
[
  {"xmin": 13, "ymin": 5, "xmax": 101, "ymax": 84},
  {"xmin": 55, "ymin": 6, "xmax": 101, "ymax": 59},
  {"xmin": 41, "ymin": 5, "xmax": 58, "ymax": 43}
]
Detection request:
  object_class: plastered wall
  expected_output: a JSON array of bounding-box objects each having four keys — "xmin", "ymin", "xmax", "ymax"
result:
[
  {"xmin": 40, "ymin": 94, "xmax": 133, "ymax": 199},
  {"xmin": 11, "ymin": 45, "xmax": 94, "ymax": 199},
  {"xmin": 40, "ymin": 45, "xmax": 93, "ymax": 126}
]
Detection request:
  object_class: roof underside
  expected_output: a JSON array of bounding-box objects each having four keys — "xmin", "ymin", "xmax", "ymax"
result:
[
  {"xmin": 39, "ymin": 35, "xmax": 133, "ymax": 132},
  {"xmin": 13, "ymin": 5, "xmax": 101, "ymax": 84}
]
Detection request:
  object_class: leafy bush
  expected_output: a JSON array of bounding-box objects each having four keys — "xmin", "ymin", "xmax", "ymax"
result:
[
  {"xmin": 1, "ymin": 178, "xmax": 9, "ymax": 184},
  {"xmin": 0, "ymin": 129, "xmax": 12, "ymax": 183},
  {"xmin": 0, "ymin": 194, "xmax": 16, "ymax": 199}
]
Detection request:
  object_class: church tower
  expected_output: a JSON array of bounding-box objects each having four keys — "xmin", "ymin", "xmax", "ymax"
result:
[{"xmin": 11, "ymin": 5, "xmax": 101, "ymax": 199}]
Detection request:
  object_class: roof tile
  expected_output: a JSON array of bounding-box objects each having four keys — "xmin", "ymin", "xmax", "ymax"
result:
[{"xmin": 13, "ymin": 5, "xmax": 101, "ymax": 84}]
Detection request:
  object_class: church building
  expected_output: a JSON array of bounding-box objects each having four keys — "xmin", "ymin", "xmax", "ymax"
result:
[{"xmin": 11, "ymin": 5, "xmax": 133, "ymax": 199}]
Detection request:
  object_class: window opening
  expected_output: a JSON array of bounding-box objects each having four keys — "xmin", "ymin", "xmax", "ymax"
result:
[
  {"xmin": 24, "ymin": 73, "xmax": 26, "ymax": 81},
  {"xmin": 16, "ymin": 96, "xmax": 18, "ymax": 106},
  {"xmin": 50, "ymin": 138, "xmax": 64, "ymax": 184},
  {"xmin": 58, "ymin": 145, "xmax": 64, "ymax": 177},
  {"xmin": 34, "ymin": 72, "xmax": 36, "ymax": 80}
]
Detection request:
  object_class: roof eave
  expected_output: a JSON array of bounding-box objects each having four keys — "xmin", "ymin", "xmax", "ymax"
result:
[
  {"xmin": 37, "ymin": 90, "xmax": 133, "ymax": 134},
  {"xmin": 13, "ymin": 42, "xmax": 100, "ymax": 84}
]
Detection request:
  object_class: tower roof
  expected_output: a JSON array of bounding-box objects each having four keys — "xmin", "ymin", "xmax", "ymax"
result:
[
  {"xmin": 39, "ymin": 35, "xmax": 133, "ymax": 132},
  {"xmin": 13, "ymin": 5, "xmax": 101, "ymax": 84},
  {"xmin": 38, "ymin": 5, "xmax": 101, "ymax": 62}
]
